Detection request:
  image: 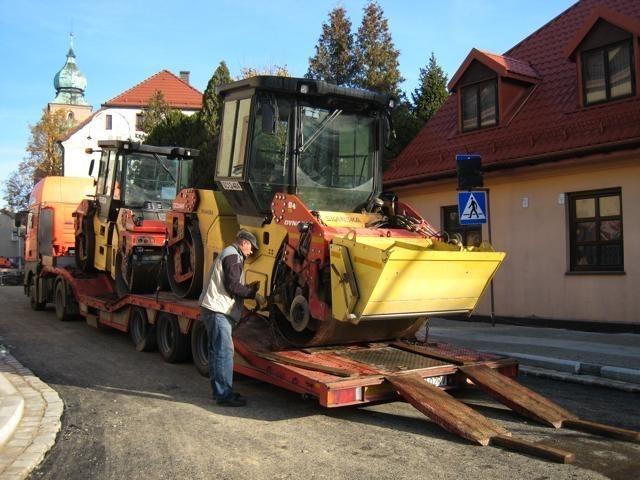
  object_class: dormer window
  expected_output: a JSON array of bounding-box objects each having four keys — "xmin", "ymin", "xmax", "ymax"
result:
[
  {"xmin": 449, "ymin": 50, "xmax": 539, "ymax": 135},
  {"xmin": 582, "ymin": 39, "xmax": 634, "ymax": 105},
  {"xmin": 461, "ymin": 79, "xmax": 498, "ymax": 131}
]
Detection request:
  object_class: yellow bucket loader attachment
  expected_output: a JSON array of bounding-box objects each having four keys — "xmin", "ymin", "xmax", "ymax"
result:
[{"xmin": 330, "ymin": 234, "xmax": 505, "ymax": 325}]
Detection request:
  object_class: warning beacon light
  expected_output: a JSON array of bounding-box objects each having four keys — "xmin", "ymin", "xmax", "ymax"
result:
[{"xmin": 455, "ymin": 154, "xmax": 483, "ymax": 190}]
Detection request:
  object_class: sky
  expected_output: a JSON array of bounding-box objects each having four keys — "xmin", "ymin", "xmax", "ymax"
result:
[{"xmin": 0, "ymin": 0, "xmax": 577, "ymax": 203}]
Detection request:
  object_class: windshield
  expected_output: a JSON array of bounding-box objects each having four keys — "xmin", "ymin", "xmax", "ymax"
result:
[
  {"xmin": 296, "ymin": 106, "xmax": 377, "ymax": 212},
  {"xmin": 248, "ymin": 95, "xmax": 292, "ymax": 212},
  {"xmin": 122, "ymin": 153, "xmax": 179, "ymax": 207}
]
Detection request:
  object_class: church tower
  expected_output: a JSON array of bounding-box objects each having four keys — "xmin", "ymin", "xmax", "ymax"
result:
[{"xmin": 48, "ymin": 34, "xmax": 92, "ymax": 123}]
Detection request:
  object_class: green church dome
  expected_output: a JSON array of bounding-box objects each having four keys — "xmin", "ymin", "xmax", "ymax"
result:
[{"xmin": 52, "ymin": 36, "xmax": 89, "ymax": 106}]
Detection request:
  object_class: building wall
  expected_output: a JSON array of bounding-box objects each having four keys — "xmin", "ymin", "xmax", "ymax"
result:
[
  {"xmin": 394, "ymin": 152, "xmax": 639, "ymax": 325},
  {"xmin": 61, "ymin": 107, "xmax": 198, "ymax": 178},
  {"xmin": 48, "ymin": 103, "xmax": 92, "ymax": 124},
  {"xmin": 0, "ymin": 212, "xmax": 19, "ymax": 261}
]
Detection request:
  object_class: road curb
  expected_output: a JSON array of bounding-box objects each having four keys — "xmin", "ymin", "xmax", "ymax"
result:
[
  {"xmin": 520, "ymin": 365, "xmax": 640, "ymax": 393},
  {"xmin": 599, "ymin": 365, "xmax": 640, "ymax": 384},
  {"xmin": 0, "ymin": 350, "xmax": 63, "ymax": 480},
  {"xmin": 487, "ymin": 350, "xmax": 640, "ymax": 388},
  {"xmin": 0, "ymin": 373, "xmax": 24, "ymax": 449}
]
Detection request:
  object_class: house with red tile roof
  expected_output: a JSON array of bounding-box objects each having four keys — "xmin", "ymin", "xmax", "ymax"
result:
[
  {"xmin": 384, "ymin": 0, "xmax": 640, "ymax": 328},
  {"xmin": 60, "ymin": 70, "xmax": 202, "ymax": 177}
]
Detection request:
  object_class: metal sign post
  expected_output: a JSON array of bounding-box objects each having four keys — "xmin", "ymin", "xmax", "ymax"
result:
[{"xmin": 455, "ymin": 154, "xmax": 495, "ymax": 326}]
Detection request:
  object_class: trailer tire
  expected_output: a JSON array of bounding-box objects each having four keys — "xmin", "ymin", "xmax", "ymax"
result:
[
  {"xmin": 29, "ymin": 280, "xmax": 45, "ymax": 311},
  {"xmin": 190, "ymin": 320, "xmax": 209, "ymax": 377},
  {"xmin": 54, "ymin": 280, "xmax": 75, "ymax": 321},
  {"xmin": 156, "ymin": 312, "xmax": 191, "ymax": 363},
  {"xmin": 129, "ymin": 307, "xmax": 157, "ymax": 352}
]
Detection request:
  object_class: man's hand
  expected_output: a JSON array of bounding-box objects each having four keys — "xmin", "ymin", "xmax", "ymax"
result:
[
  {"xmin": 247, "ymin": 281, "xmax": 260, "ymax": 293},
  {"xmin": 254, "ymin": 293, "xmax": 268, "ymax": 310}
]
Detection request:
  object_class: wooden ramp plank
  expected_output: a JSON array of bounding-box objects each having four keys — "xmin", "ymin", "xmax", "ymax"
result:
[
  {"xmin": 491, "ymin": 435, "xmax": 575, "ymax": 464},
  {"xmin": 459, "ymin": 364, "xmax": 578, "ymax": 428},
  {"xmin": 562, "ymin": 419, "xmax": 640, "ymax": 442},
  {"xmin": 386, "ymin": 373, "xmax": 509, "ymax": 445},
  {"xmin": 255, "ymin": 352, "xmax": 356, "ymax": 378}
]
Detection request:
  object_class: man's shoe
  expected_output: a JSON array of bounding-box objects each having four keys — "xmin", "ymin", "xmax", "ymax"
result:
[{"xmin": 217, "ymin": 395, "xmax": 247, "ymax": 407}]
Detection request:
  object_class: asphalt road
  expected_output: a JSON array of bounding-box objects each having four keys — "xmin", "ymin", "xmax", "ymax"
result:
[{"xmin": 0, "ymin": 285, "xmax": 638, "ymax": 480}]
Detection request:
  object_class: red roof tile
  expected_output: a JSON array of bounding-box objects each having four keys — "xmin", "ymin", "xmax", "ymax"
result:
[
  {"xmin": 104, "ymin": 70, "xmax": 202, "ymax": 110},
  {"xmin": 385, "ymin": 0, "xmax": 640, "ymax": 187}
]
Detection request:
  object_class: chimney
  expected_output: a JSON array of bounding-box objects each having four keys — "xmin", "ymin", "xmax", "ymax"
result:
[{"xmin": 179, "ymin": 70, "xmax": 190, "ymax": 84}]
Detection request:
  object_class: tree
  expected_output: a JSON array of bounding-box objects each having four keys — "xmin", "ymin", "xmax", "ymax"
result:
[
  {"xmin": 411, "ymin": 52, "xmax": 449, "ymax": 123},
  {"xmin": 306, "ymin": 7, "xmax": 356, "ymax": 86},
  {"xmin": 354, "ymin": 1, "xmax": 404, "ymax": 96},
  {"xmin": 2, "ymin": 165, "xmax": 33, "ymax": 212},
  {"xmin": 239, "ymin": 65, "xmax": 290, "ymax": 79},
  {"xmin": 200, "ymin": 61, "xmax": 231, "ymax": 139},
  {"xmin": 2, "ymin": 107, "xmax": 74, "ymax": 210},
  {"xmin": 141, "ymin": 90, "xmax": 172, "ymax": 134},
  {"xmin": 26, "ymin": 108, "xmax": 72, "ymax": 182},
  {"xmin": 384, "ymin": 99, "xmax": 423, "ymax": 165},
  {"xmin": 196, "ymin": 61, "xmax": 233, "ymax": 187}
]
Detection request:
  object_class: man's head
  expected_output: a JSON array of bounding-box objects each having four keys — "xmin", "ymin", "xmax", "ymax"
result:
[{"xmin": 236, "ymin": 229, "xmax": 258, "ymax": 257}]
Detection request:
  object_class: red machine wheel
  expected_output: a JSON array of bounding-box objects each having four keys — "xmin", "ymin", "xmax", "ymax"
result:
[{"xmin": 167, "ymin": 221, "xmax": 204, "ymax": 298}]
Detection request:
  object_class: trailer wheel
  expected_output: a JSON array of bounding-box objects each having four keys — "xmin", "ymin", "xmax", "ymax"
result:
[
  {"xmin": 156, "ymin": 312, "xmax": 191, "ymax": 363},
  {"xmin": 29, "ymin": 280, "xmax": 45, "ymax": 311},
  {"xmin": 129, "ymin": 307, "xmax": 157, "ymax": 352},
  {"xmin": 190, "ymin": 320, "xmax": 209, "ymax": 377},
  {"xmin": 54, "ymin": 280, "xmax": 75, "ymax": 321}
]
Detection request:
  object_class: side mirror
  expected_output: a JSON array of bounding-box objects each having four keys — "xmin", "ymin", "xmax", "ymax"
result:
[
  {"xmin": 13, "ymin": 210, "xmax": 28, "ymax": 228},
  {"xmin": 88, "ymin": 159, "xmax": 95, "ymax": 176},
  {"xmin": 383, "ymin": 113, "xmax": 395, "ymax": 148}
]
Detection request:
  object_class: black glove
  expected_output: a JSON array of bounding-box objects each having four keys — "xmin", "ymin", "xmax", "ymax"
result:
[{"xmin": 254, "ymin": 293, "xmax": 267, "ymax": 310}]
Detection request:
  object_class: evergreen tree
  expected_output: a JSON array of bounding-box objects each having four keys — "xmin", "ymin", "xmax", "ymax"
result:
[
  {"xmin": 306, "ymin": 7, "xmax": 356, "ymax": 85},
  {"xmin": 195, "ymin": 61, "xmax": 232, "ymax": 188},
  {"xmin": 411, "ymin": 52, "xmax": 449, "ymax": 123},
  {"xmin": 141, "ymin": 90, "xmax": 172, "ymax": 134},
  {"xmin": 354, "ymin": 1, "xmax": 404, "ymax": 95},
  {"xmin": 200, "ymin": 61, "xmax": 231, "ymax": 140},
  {"xmin": 384, "ymin": 98, "xmax": 422, "ymax": 165}
]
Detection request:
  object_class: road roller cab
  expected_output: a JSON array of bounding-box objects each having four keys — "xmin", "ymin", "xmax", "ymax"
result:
[{"xmin": 74, "ymin": 140, "xmax": 195, "ymax": 295}]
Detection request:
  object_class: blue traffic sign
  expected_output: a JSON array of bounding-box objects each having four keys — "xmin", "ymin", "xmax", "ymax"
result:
[{"xmin": 458, "ymin": 191, "xmax": 487, "ymax": 225}]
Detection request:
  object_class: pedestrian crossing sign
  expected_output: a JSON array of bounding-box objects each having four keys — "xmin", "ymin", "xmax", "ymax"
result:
[{"xmin": 458, "ymin": 191, "xmax": 487, "ymax": 225}]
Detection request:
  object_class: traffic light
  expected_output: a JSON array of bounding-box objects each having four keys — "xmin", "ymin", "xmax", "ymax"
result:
[{"xmin": 455, "ymin": 154, "xmax": 483, "ymax": 190}]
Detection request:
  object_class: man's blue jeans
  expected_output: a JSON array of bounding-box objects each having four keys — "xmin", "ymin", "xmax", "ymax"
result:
[{"xmin": 201, "ymin": 309, "xmax": 235, "ymax": 401}]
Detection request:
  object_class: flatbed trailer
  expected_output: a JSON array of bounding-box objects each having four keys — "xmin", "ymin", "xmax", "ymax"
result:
[{"xmin": 30, "ymin": 261, "xmax": 640, "ymax": 463}]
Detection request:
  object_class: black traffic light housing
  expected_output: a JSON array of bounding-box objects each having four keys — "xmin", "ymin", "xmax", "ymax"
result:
[{"xmin": 455, "ymin": 154, "xmax": 483, "ymax": 190}]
